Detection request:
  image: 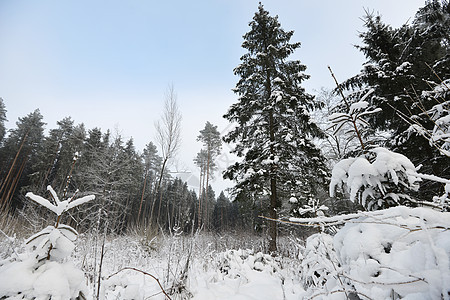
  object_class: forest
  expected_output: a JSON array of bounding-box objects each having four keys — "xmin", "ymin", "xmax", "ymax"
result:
[{"xmin": 0, "ymin": 1, "xmax": 449, "ymax": 299}]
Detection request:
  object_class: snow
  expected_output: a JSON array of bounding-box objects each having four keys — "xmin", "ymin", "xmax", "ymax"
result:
[
  {"xmin": 28, "ymin": 225, "xmax": 78, "ymax": 261},
  {"xmin": 261, "ymin": 155, "xmax": 279, "ymax": 165},
  {"xmin": 25, "ymin": 185, "xmax": 95, "ymax": 216},
  {"xmin": 330, "ymin": 147, "xmax": 421, "ymax": 207},
  {"xmin": 296, "ymin": 206, "xmax": 450, "ymax": 299},
  {"xmin": 2, "ymin": 207, "xmax": 449, "ymax": 300},
  {"xmin": 191, "ymin": 249, "xmax": 305, "ymax": 300},
  {"xmin": 349, "ymin": 101, "xmax": 369, "ymax": 114},
  {"xmin": 395, "ymin": 61, "xmax": 412, "ymax": 73},
  {"xmin": 329, "ymin": 157, "xmax": 356, "ymax": 197},
  {"xmin": 0, "ymin": 257, "xmax": 87, "ymax": 299},
  {"xmin": 332, "ymin": 207, "xmax": 450, "ymax": 299}
]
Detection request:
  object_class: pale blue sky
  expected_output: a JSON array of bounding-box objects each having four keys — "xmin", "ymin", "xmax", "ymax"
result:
[{"xmin": 0, "ymin": 0, "xmax": 425, "ymax": 193}]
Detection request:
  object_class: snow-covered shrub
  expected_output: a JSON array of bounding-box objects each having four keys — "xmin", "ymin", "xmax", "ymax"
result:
[
  {"xmin": 298, "ymin": 206, "xmax": 450, "ymax": 299},
  {"xmin": 214, "ymin": 249, "xmax": 281, "ymax": 281},
  {"xmin": 194, "ymin": 249, "xmax": 303, "ymax": 299},
  {"xmin": 300, "ymin": 233, "xmax": 341, "ymax": 291},
  {"xmin": 335, "ymin": 206, "xmax": 450, "ymax": 299},
  {"xmin": 330, "ymin": 147, "xmax": 422, "ymax": 210},
  {"xmin": 0, "ymin": 185, "xmax": 94, "ymax": 299}
]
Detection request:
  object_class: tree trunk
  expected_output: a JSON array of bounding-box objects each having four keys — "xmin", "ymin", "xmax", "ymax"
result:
[
  {"xmin": 267, "ymin": 69, "xmax": 277, "ymax": 253},
  {"xmin": 137, "ymin": 169, "xmax": 148, "ymax": 223},
  {"xmin": 268, "ymin": 116, "xmax": 278, "ymax": 252},
  {"xmin": 197, "ymin": 167, "xmax": 203, "ymax": 228},
  {"xmin": 1, "ymin": 157, "xmax": 27, "ymax": 212},
  {"xmin": 205, "ymin": 147, "xmax": 211, "ymax": 230},
  {"xmin": 150, "ymin": 156, "xmax": 168, "ymax": 225},
  {"xmin": 0, "ymin": 131, "xmax": 28, "ymax": 209}
]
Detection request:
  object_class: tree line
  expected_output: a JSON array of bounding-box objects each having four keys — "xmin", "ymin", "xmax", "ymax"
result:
[
  {"xmin": 1, "ymin": 1, "xmax": 448, "ymax": 247},
  {"xmin": 0, "ymin": 99, "xmax": 248, "ymax": 234}
]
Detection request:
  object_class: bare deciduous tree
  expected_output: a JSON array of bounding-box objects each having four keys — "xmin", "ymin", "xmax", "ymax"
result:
[{"xmin": 151, "ymin": 85, "xmax": 182, "ymax": 225}]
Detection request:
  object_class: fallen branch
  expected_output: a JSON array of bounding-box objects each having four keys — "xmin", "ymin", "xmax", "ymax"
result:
[
  {"xmin": 106, "ymin": 267, "xmax": 172, "ymax": 300},
  {"xmin": 340, "ymin": 272, "xmax": 427, "ymax": 286},
  {"xmin": 260, "ymin": 206, "xmax": 450, "ymax": 229}
]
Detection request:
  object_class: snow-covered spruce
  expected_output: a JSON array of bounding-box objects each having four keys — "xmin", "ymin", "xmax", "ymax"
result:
[
  {"xmin": 0, "ymin": 185, "xmax": 94, "ymax": 300},
  {"xmin": 408, "ymin": 78, "xmax": 450, "ymax": 157},
  {"xmin": 328, "ymin": 146, "xmax": 450, "ymax": 210}
]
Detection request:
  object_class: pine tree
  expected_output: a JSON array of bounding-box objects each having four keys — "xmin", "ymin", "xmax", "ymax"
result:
[
  {"xmin": 223, "ymin": 3, "xmax": 328, "ymax": 252},
  {"xmin": 193, "ymin": 149, "xmax": 208, "ymax": 227},
  {"xmin": 122, "ymin": 138, "xmax": 145, "ymax": 229},
  {"xmin": 137, "ymin": 141, "xmax": 162, "ymax": 223},
  {"xmin": 29, "ymin": 117, "xmax": 86, "ymax": 195},
  {"xmin": 196, "ymin": 121, "xmax": 221, "ymax": 229},
  {"xmin": 0, "ymin": 109, "xmax": 45, "ymax": 212}
]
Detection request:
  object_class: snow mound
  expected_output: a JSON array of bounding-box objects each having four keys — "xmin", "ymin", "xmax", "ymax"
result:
[
  {"xmin": 0, "ymin": 256, "xmax": 87, "ymax": 299},
  {"xmin": 192, "ymin": 249, "xmax": 305, "ymax": 300},
  {"xmin": 303, "ymin": 206, "xmax": 450, "ymax": 299}
]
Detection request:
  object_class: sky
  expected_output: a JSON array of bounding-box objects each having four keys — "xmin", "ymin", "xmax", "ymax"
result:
[{"xmin": 0, "ymin": 0, "xmax": 426, "ymax": 195}]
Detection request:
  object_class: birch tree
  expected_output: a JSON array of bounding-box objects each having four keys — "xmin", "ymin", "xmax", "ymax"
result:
[{"xmin": 151, "ymin": 85, "xmax": 182, "ymax": 225}]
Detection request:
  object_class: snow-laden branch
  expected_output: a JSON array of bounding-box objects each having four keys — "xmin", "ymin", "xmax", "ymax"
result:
[
  {"xmin": 25, "ymin": 185, "xmax": 95, "ymax": 216},
  {"xmin": 329, "ymin": 146, "xmax": 449, "ymax": 210},
  {"xmin": 282, "ymin": 206, "xmax": 450, "ymax": 228}
]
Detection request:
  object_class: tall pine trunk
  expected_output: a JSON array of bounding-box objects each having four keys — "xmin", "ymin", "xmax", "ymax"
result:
[
  {"xmin": 197, "ymin": 165, "xmax": 203, "ymax": 228},
  {"xmin": 204, "ymin": 146, "xmax": 211, "ymax": 229}
]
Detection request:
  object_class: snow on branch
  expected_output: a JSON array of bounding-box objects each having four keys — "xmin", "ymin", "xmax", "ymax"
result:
[
  {"xmin": 25, "ymin": 185, "xmax": 95, "ymax": 216},
  {"xmin": 284, "ymin": 205, "xmax": 449, "ymax": 228},
  {"xmin": 329, "ymin": 147, "xmax": 424, "ymax": 210}
]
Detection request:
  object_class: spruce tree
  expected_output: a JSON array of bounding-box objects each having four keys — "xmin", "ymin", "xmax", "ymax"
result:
[
  {"xmin": 342, "ymin": 1, "xmax": 450, "ymax": 197},
  {"xmin": 223, "ymin": 4, "xmax": 328, "ymax": 252},
  {"xmin": 213, "ymin": 191, "xmax": 230, "ymax": 231}
]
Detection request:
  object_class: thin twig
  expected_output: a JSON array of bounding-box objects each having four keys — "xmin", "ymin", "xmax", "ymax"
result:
[
  {"xmin": 328, "ymin": 66, "xmax": 366, "ymax": 150},
  {"xmin": 425, "ymin": 62, "xmax": 449, "ymax": 91},
  {"xmin": 340, "ymin": 272, "xmax": 427, "ymax": 286},
  {"xmin": 106, "ymin": 267, "xmax": 172, "ymax": 300}
]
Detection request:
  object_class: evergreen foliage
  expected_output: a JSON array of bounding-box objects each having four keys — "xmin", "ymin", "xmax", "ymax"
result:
[
  {"xmin": 195, "ymin": 121, "xmax": 222, "ymax": 229},
  {"xmin": 341, "ymin": 0, "xmax": 450, "ymax": 197},
  {"xmin": 223, "ymin": 3, "xmax": 328, "ymax": 251},
  {"xmin": 0, "ymin": 108, "xmax": 199, "ymax": 234},
  {"xmin": 0, "ymin": 109, "xmax": 45, "ymax": 212}
]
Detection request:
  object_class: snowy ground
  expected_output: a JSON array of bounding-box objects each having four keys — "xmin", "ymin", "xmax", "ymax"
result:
[
  {"xmin": 1, "ymin": 206, "xmax": 449, "ymax": 299},
  {"xmin": 1, "ymin": 230, "xmax": 305, "ymax": 299}
]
